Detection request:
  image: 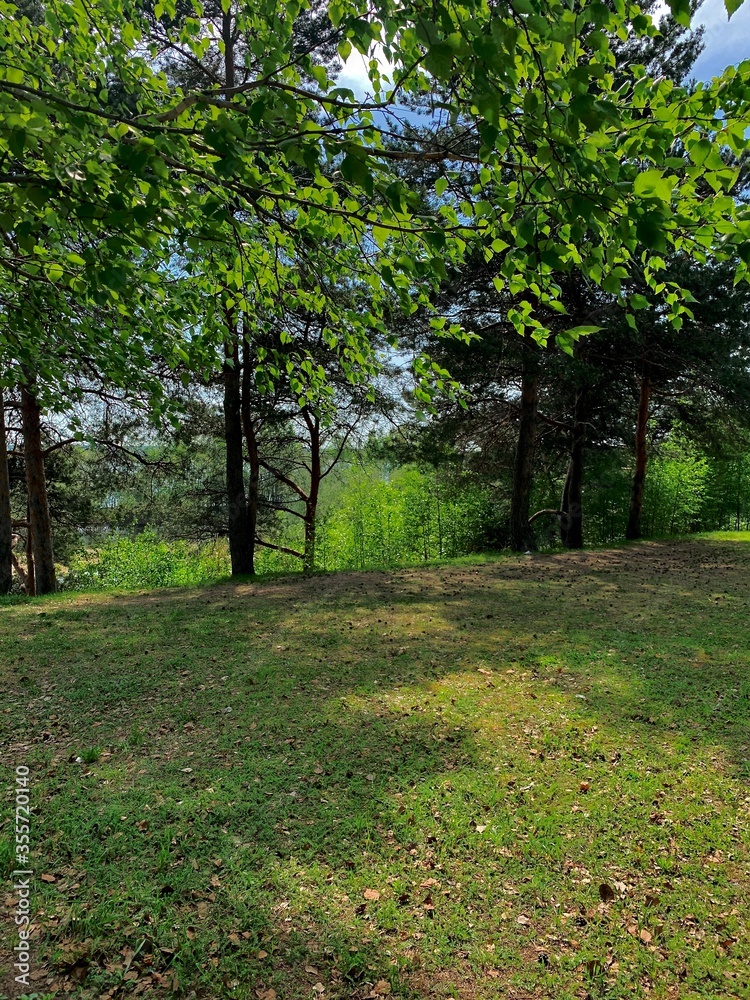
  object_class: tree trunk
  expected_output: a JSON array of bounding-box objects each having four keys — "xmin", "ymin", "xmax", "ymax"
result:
[
  {"xmin": 20, "ymin": 384, "xmax": 55, "ymax": 594},
  {"xmin": 560, "ymin": 394, "xmax": 586, "ymax": 549},
  {"xmin": 219, "ymin": 22, "xmax": 252, "ymax": 576},
  {"xmin": 223, "ymin": 337, "xmax": 253, "ymax": 575},
  {"xmin": 0, "ymin": 389, "xmax": 13, "ymax": 594},
  {"xmin": 240, "ymin": 334, "xmax": 258, "ymax": 575},
  {"xmin": 303, "ymin": 409, "xmax": 321, "ymax": 573},
  {"xmin": 25, "ymin": 511, "xmax": 35, "ymax": 596},
  {"xmin": 626, "ymin": 371, "xmax": 651, "ymax": 541},
  {"xmin": 510, "ymin": 342, "xmax": 539, "ymax": 551}
]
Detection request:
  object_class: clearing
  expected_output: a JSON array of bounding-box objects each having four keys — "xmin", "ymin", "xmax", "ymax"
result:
[{"xmin": 2, "ymin": 537, "xmax": 750, "ymax": 1000}]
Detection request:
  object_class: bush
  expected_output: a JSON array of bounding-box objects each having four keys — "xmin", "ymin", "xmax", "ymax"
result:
[{"xmin": 67, "ymin": 530, "xmax": 230, "ymax": 590}]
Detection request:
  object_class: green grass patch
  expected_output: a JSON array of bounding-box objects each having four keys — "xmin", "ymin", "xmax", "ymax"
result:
[{"xmin": 1, "ymin": 537, "xmax": 750, "ymax": 999}]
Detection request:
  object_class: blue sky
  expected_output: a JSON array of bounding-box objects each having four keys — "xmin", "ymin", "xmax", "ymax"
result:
[
  {"xmin": 339, "ymin": 2, "xmax": 749, "ymax": 94},
  {"xmin": 693, "ymin": 0, "xmax": 750, "ymax": 80}
]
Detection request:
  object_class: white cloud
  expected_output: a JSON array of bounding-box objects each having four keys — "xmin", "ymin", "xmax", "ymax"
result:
[
  {"xmin": 693, "ymin": 0, "xmax": 750, "ymax": 79},
  {"xmin": 337, "ymin": 46, "xmax": 392, "ymax": 98}
]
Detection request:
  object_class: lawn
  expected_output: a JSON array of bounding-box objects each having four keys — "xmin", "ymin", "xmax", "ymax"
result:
[{"xmin": 2, "ymin": 537, "xmax": 750, "ymax": 1000}]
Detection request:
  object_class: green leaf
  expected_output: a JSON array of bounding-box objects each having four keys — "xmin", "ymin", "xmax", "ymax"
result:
[
  {"xmin": 725, "ymin": 0, "xmax": 744, "ymax": 15},
  {"xmin": 45, "ymin": 262, "xmax": 64, "ymax": 282},
  {"xmin": 636, "ymin": 215, "xmax": 667, "ymax": 252},
  {"xmin": 633, "ymin": 169, "xmax": 677, "ymax": 201},
  {"xmin": 424, "ymin": 42, "xmax": 455, "ymax": 80},
  {"xmin": 666, "ymin": 0, "xmax": 692, "ymax": 26}
]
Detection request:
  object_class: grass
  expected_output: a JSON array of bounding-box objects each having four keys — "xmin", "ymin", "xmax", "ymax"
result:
[{"xmin": 1, "ymin": 536, "xmax": 750, "ymax": 1000}]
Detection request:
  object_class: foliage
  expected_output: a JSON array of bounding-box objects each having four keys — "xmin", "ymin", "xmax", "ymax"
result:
[
  {"xmin": 318, "ymin": 465, "xmax": 496, "ymax": 569},
  {"xmin": 67, "ymin": 529, "xmax": 230, "ymax": 589},
  {"xmin": 2, "ymin": 0, "xmax": 750, "ymax": 410},
  {"xmin": 642, "ymin": 437, "xmax": 710, "ymax": 536}
]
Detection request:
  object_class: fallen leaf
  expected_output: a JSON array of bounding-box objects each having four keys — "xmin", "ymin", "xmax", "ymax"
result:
[
  {"xmin": 598, "ymin": 883, "xmax": 615, "ymax": 903},
  {"xmin": 364, "ymin": 888, "xmax": 380, "ymax": 901},
  {"xmin": 40, "ymin": 873, "xmax": 56, "ymax": 883},
  {"xmin": 257, "ymin": 950, "xmax": 268, "ymax": 960},
  {"xmin": 639, "ymin": 928, "xmax": 653, "ymax": 944},
  {"xmin": 372, "ymin": 980, "xmax": 392, "ymax": 995},
  {"xmin": 579, "ymin": 781, "xmax": 591, "ymax": 793}
]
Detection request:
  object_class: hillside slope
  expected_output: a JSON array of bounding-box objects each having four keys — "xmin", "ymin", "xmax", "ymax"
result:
[{"xmin": 2, "ymin": 538, "xmax": 750, "ymax": 999}]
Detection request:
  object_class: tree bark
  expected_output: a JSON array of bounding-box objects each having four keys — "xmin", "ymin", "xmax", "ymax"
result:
[
  {"xmin": 219, "ymin": 21, "xmax": 253, "ymax": 576},
  {"xmin": 240, "ymin": 333, "xmax": 258, "ymax": 575},
  {"xmin": 560, "ymin": 393, "xmax": 586, "ymax": 549},
  {"xmin": 223, "ymin": 337, "xmax": 253, "ymax": 575},
  {"xmin": 626, "ymin": 371, "xmax": 651, "ymax": 541},
  {"xmin": 302, "ymin": 408, "xmax": 321, "ymax": 573},
  {"xmin": 0, "ymin": 389, "xmax": 13, "ymax": 594},
  {"xmin": 509, "ymin": 342, "xmax": 539, "ymax": 551},
  {"xmin": 20, "ymin": 384, "xmax": 55, "ymax": 594},
  {"xmin": 25, "ymin": 513, "xmax": 35, "ymax": 596}
]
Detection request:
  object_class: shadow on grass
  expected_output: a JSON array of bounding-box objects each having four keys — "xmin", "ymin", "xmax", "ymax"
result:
[{"xmin": 2, "ymin": 537, "xmax": 750, "ymax": 998}]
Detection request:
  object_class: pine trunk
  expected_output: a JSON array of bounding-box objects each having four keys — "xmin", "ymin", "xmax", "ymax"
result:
[
  {"xmin": 626, "ymin": 372, "xmax": 651, "ymax": 541},
  {"xmin": 303, "ymin": 410, "xmax": 321, "ymax": 573},
  {"xmin": 560, "ymin": 394, "xmax": 586, "ymax": 549},
  {"xmin": 509, "ymin": 346, "xmax": 539, "ymax": 551},
  {"xmin": 240, "ymin": 334, "xmax": 258, "ymax": 575},
  {"xmin": 0, "ymin": 389, "xmax": 13, "ymax": 594},
  {"xmin": 223, "ymin": 339, "xmax": 253, "ymax": 575},
  {"xmin": 20, "ymin": 384, "xmax": 56, "ymax": 594}
]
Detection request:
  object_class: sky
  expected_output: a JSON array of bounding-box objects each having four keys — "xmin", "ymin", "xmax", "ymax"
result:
[
  {"xmin": 337, "ymin": 0, "xmax": 749, "ymax": 96},
  {"xmin": 692, "ymin": 0, "xmax": 750, "ymax": 79}
]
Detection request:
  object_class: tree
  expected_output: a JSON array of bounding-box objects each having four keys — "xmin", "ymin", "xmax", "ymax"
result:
[
  {"xmin": 3, "ymin": 0, "xmax": 750, "ymax": 363},
  {"xmin": 393, "ymin": 0, "xmax": 750, "ymax": 549},
  {"xmin": 2, "ymin": 0, "xmax": 750, "ymax": 580},
  {"xmin": 0, "ymin": 389, "xmax": 12, "ymax": 593}
]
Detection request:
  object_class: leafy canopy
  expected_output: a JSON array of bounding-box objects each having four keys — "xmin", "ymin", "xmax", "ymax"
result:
[{"xmin": 1, "ymin": 0, "xmax": 749, "ymax": 396}]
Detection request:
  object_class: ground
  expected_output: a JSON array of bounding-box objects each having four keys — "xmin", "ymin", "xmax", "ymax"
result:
[{"xmin": 1, "ymin": 536, "xmax": 750, "ymax": 1000}]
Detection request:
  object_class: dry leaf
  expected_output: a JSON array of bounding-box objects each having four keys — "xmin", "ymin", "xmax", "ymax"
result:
[
  {"xmin": 639, "ymin": 928, "xmax": 653, "ymax": 944},
  {"xmin": 363, "ymin": 888, "xmax": 380, "ymax": 901},
  {"xmin": 475, "ymin": 824, "xmax": 488, "ymax": 833},
  {"xmin": 598, "ymin": 883, "xmax": 615, "ymax": 903},
  {"xmin": 40, "ymin": 873, "xmax": 56, "ymax": 883},
  {"xmin": 516, "ymin": 914, "xmax": 531, "ymax": 925},
  {"xmin": 579, "ymin": 781, "xmax": 591, "ymax": 793},
  {"xmin": 372, "ymin": 980, "xmax": 392, "ymax": 995},
  {"xmin": 257, "ymin": 950, "xmax": 268, "ymax": 960}
]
